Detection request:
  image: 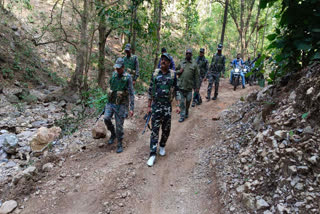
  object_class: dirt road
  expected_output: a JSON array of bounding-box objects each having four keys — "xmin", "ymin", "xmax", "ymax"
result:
[{"xmin": 20, "ymin": 79, "xmax": 258, "ymax": 214}]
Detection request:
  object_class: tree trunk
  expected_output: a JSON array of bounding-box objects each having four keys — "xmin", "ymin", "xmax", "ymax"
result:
[
  {"xmin": 97, "ymin": 9, "xmax": 107, "ymax": 89},
  {"xmin": 220, "ymin": 0, "xmax": 229, "ymax": 45},
  {"xmin": 153, "ymin": 0, "xmax": 162, "ymax": 69},
  {"xmin": 69, "ymin": 0, "xmax": 89, "ymax": 90},
  {"xmin": 261, "ymin": 5, "xmax": 270, "ymax": 51},
  {"xmin": 131, "ymin": 1, "xmax": 138, "ymax": 54},
  {"xmin": 240, "ymin": 0, "xmax": 245, "ymax": 57}
]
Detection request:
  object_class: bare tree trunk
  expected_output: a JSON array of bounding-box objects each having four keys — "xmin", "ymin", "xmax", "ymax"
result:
[
  {"xmin": 84, "ymin": 27, "xmax": 97, "ymax": 90},
  {"xmin": 131, "ymin": 4, "xmax": 137, "ymax": 54},
  {"xmin": 97, "ymin": 8, "xmax": 107, "ymax": 89},
  {"xmin": 220, "ymin": 0, "xmax": 229, "ymax": 45},
  {"xmin": 240, "ymin": 0, "xmax": 245, "ymax": 57},
  {"xmin": 153, "ymin": 0, "xmax": 162, "ymax": 69},
  {"xmin": 69, "ymin": 0, "xmax": 89, "ymax": 90},
  {"xmin": 261, "ymin": 5, "xmax": 270, "ymax": 51}
]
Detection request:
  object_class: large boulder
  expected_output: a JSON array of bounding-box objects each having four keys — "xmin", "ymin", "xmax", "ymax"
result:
[
  {"xmin": 0, "ymin": 134, "xmax": 19, "ymax": 154},
  {"xmin": 0, "ymin": 200, "xmax": 18, "ymax": 214},
  {"xmin": 92, "ymin": 120, "xmax": 107, "ymax": 139},
  {"xmin": 30, "ymin": 126, "xmax": 61, "ymax": 152}
]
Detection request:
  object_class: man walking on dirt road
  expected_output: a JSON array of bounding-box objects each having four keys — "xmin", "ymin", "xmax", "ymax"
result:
[
  {"xmin": 104, "ymin": 58, "xmax": 134, "ymax": 153},
  {"xmin": 205, "ymin": 44, "xmax": 225, "ymax": 101},
  {"xmin": 123, "ymin": 43, "xmax": 139, "ymax": 86},
  {"xmin": 146, "ymin": 53, "xmax": 180, "ymax": 167},
  {"xmin": 192, "ymin": 48, "xmax": 208, "ymax": 107},
  {"xmin": 176, "ymin": 49, "xmax": 200, "ymax": 122}
]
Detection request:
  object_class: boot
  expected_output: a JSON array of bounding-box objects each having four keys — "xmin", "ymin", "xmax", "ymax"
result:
[
  {"xmin": 212, "ymin": 93, "xmax": 218, "ymax": 100},
  {"xmin": 108, "ymin": 134, "xmax": 116, "ymax": 145},
  {"xmin": 105, "ymin": 119, "xmax": 116, "ymax": 144},
  {"xmin": 198, "ymin": 96, "xmax": 202, "ymax": 104},
  {"xmin": 116, "ymin": 140, "xmax": 123, "ymax": 153}
]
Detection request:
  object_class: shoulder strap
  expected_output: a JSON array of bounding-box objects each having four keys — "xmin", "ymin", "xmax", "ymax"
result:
[{"xmin": 153, "ymin": 69, "xmax": 161, "ymax": 79}]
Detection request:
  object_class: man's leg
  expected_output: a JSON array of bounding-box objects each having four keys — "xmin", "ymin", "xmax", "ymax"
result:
[
  {"xmin": 191, "ymin": 90, "xmax": 198, "ymax": 107},
  {"xmin": 185, "ymin": 91, "xmax": 192, "ymax": 118},
  {"xmin": 150, "ymin": 107, "xmax": 162, "ymax": 156},
  {"xmin": 179, "ymin": 91, "xmax": 186, "ymax": 122},
  {"xmin": 159, "ymin": 105, "xmax": 171, "ymax": 155},
  {"xmin": 241, "ymin": 72, "xmax": 245, "ymax": 88},
  {"xmin": 206, "ymin": 75, "xmax": 213, "ymax": 100},
  {"xmin": 213, "ymin": 72, "xmax": 220, "ymax": 100},
  {"xmin": 103, "ymin": 104, "xmax": 116, "ymax": 144},
  {"xmin": 114, "ymin": 105, "xmax": 126, "ymax": 153}
]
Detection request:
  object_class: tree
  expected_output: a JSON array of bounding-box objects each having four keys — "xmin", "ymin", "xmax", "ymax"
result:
[
  {"xmin": 220, "ymin": 0, "xmax": 229, "ymax": 45},
  {"xmin": 153, "ymin": 0, "xmax": 162, "ymax": 69}
]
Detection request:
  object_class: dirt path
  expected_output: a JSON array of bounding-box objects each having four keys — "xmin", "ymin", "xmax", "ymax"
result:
[{"xmin": 20, "ymin": 79, "xmax": 258, "ymax": 214}]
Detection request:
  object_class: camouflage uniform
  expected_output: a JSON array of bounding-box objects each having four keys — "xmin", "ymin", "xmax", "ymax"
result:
[
  {"xmin": 192, "ymin": 55, "xmax": 208, "ymax": 105},
  {"xmin": 148, "ymin": 68, "xmax": 178, "ymax": 155},
  {"xmin": 123, "ymin": 55, "xmax": 139, "ymax": 81},
  {"xmin": 206, "ymin": 53, "xmax": 225, "ymax": 99},
  {"xmin": 104, "ymin": 71, "xmax": 134, "ymax": 149},
  {"xmin": 176, "ymin": 57, "xmax": 200, "ymax": 120}
]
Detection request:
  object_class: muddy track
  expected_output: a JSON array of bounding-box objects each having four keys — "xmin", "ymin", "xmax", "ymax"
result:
[{"xmin": 20, "ymin": 79, "xmax": 259, "ymax": 214}]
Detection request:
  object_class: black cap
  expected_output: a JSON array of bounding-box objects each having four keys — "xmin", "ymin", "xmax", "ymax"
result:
[
  {"xmin": 217, "ymin": 44, "xmax": 223, "ymax": 50},
  {"xmin": 161, "ymin": 47, "xmax": 167, "ymax": 53},
  {"xmin": 186, "ymin": 49, "xmax": 192, "ymax": 54},
  {"xmin": 125, "ymin": 43, "xmax": 131, "ymax": 51},
  {"xmin": 161, "ymin": 53, "xmax": 171, "ymax": 61},
  {"xmin": 200, "ymin": 48, "xmax": 205, "ymax": 53}
]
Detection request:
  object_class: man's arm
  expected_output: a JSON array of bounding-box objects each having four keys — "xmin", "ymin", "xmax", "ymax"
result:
[
  {"xmin": 127, "ymin": 75, "xmax": 135, "ymax": 114},
  {"xmin": 147, "ymin": 74, "xmax": 154, "ymax": 113},
  {"xmin": 222, "ymin": 56, "xmax": 226, "ymax": 74},
  {"xmin": 194, "ymin": 64, "xmax": 200, "ymax": 90},
  {"xmin": 171, "ymin": 57, "xmax": 176, "ymax": 70}
]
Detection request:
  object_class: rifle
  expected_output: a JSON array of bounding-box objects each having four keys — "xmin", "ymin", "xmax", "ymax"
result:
[
  {"xmin": 95, "ymin": 107, "xmax": 105, "ymax": 123},
  {"xmin": 142, "ymin": 112, "xmax": 152, "ymax": 135}
]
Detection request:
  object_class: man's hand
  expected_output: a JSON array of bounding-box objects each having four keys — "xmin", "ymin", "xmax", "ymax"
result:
[
  {"xmin": 133, "ymin": 80, "xmax": 136, "ymax": 86},
  {"xmin": 176, "ymin": 106, "xmax": 181, "ymax": 114},
  {"xmin": 129, "ymin": 110, "xmax": 134, "ymax": 117},
  {"xmin": 147, "ymin": 106, "xmax": 152, "ymax": 114},
  {"xmin": 180, "ymin": 68, "xmax": 184, "ymax": 73},
  {"xmin": 203, "ymin": 78, "xmax": 207, "ymax": 82},
  {"xmin": 195, "ymin": 88, "xmax": 199, "ymax": 93}
]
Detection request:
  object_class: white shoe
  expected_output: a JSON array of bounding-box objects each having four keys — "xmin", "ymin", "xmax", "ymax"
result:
[
  {"xmin": 147, "ymin": 155, "xmax": 156, "ymax": 167},
  {"xmin": 159, "ymin": 147, "xmax": 166, "ymax": 156}
]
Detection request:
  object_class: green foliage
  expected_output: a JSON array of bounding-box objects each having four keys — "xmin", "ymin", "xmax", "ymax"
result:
[
  {"xmin": 82, "ymin": 88, "xmax": 108, "ymax": 113},
  {"xmin": 302, "ymin": 112, "xmax": 309, "ymax": 119},
  {"xmin": 1, "ymin": 67, "xmax": 14, "ymax": 79},
  {"xmin": 263, "ymin": 0, "xmax": 320, "ymax": 78}
]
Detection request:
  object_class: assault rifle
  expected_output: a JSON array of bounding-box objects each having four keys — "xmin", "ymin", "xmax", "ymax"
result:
[
  {"xmin": 142, "ymin": 112, "xmax": 152, "ymax": 135},
  {"xmin": 95, "ymin": 107, "xmax": 105, "ymax": 123}
]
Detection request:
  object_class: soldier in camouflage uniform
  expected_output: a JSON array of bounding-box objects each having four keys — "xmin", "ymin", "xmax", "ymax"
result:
[
  {"xmin": 205, "ymin": 44, "xmax": 225, "ymax": 101},
  {"xmin": 146, "ymin": 53, "xmax": 180, "ymax": 167},
  {"xmin": 192, "ymin": 48, "xmax": 208, "ymax": 107},
  {"xmin": 104, "ymin": 58, "xmax": 134, "ymax": 153},
  {"xmin": 123, "ymin": 44, "xmax": 139, "ymax": 85},
  {"xmin": 176, "ymin": 49, "xmax": 200, "ymax": 122}
]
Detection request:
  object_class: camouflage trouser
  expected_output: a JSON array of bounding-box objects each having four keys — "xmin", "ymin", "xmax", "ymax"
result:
[
  {"xmin": 103, "ymin": 103, "xmax": 128, "ymax": 141},
  {"xmin": 192, "ymin": 75, "xmax": 205, "ymax": 105},
  {"xmin": 179, "ymin": 90, "xmax": 192, "ymax": 118},
  {"xmin": 207, "ymin": 72, "xmax": 220, "ymax": 98},
  {"xmin": 150, "ymin": 102, "xmax": 172, "ymax": 155}
]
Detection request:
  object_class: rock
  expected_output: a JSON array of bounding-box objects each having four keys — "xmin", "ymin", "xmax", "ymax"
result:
[
  {"xmin": 0, "ymin": 149, "xmax": 8, "ymax": 161},
  {"xmin": 236, "ymin": 185, "xmax": 245, "ymax": 193},
  {"xmin": 306, "ymin": 87, "xmax": 314, "ymax": 95},
  {"xmin": 295, "ymin": 183, "xmax": 304, "ymax": 190},
  {"xmin": 307, "ymin": 155, "xmax": 318, "ymax": 164},
  {"xmin": 274, "ymin": 130, "xmax": 286, "ymax": 140},
  {"xmin": 297, "ymin": 166, "xmax": 309, "ymax": 175},
  {"xmin": 92, "ymin": 120, "xmax": 107, "ymax": 139},
  {"xmin": 257, "ymin": 85, "xmax": 274, "ymax": 101},
  {"xmin": 288, "ymin": 165, "xmax": 297, "ymax": 174},
  {"xmin": 212, "ymin": 114, "xmax": 220, "ymax": 121},
  {"xmin": 31, "ymin": 120, "xmax": 47, "ymax": 128},
  {"xmin": 247, "ymin": 91, "xmax": 258, "ymax": 102},
  {"xmin": 2, "ymin": 134, "xmax": 19, "ymax": 154},
  {"xmin": 30, "ymin": 126, "xmax": 61, "ymax": 152},
  {"xmin": 242, "ymin": 193, "xmax": 255, "ymax": 210},
  {"xmin": 256, "ymin": 199, "xmax": 270, "ymax": 210},
  {"xmin": 5, "ymin": 161, "xmax": 16, "ymax": 168},
  {"xmin": 288, "ymin": 91, "xmax": 296, "ymax": 102},
  {"xmin": 29, "ymin": 89, "xmax": 46, "ymax": 102},
  {"xmin": 11, "ymin": 25, "xmax": 18, "ymax": 31},
  {"xmin": 42, "ymin": 163, "xmax": 54, "ymax": 172},
  {"xmin": 0, "ymin": 200, "xmax": 18, "ymax": 214},
  {"xmin": 303, "ymin": 126, "xmax": 313, "ymax": 134}
]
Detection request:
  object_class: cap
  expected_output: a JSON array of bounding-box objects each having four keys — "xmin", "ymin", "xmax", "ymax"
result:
[
  {"xmin": 186, "ymin": 49, "xmax": 192, "ymax": 54},
  {"xmin": 161, "ymin": 53, "xmax": 171, "ymax": 61},
  {"xmin": 114, "ymin": 57, "xmax": 124, "ymax": 69},
  {"xmin": 200, "ymin": 48, "xmax": 205, "ymax": 53},
  {"xmin": 125, "ymin": 43, "xmax": 131, "ymax": 51},
  {"xmin": 161, "ymin": 47, "xmax": 167, "ymax": 53},
  {"xmin": 217, "ymin": 44, "xmax": 223, "ymax": 50}
]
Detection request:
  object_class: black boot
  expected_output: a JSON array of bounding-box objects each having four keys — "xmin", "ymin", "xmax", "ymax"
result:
[
  {"xmin": 116, "ymin": 140, "xmax": 123, "ymax": 153},
  {"xmin": 198, "ymin": 96, "xmax": 202, "ymax": 104},
  {"xmin": 212, "ymin": 93, "xmax": 218, "ymax": 100}
]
